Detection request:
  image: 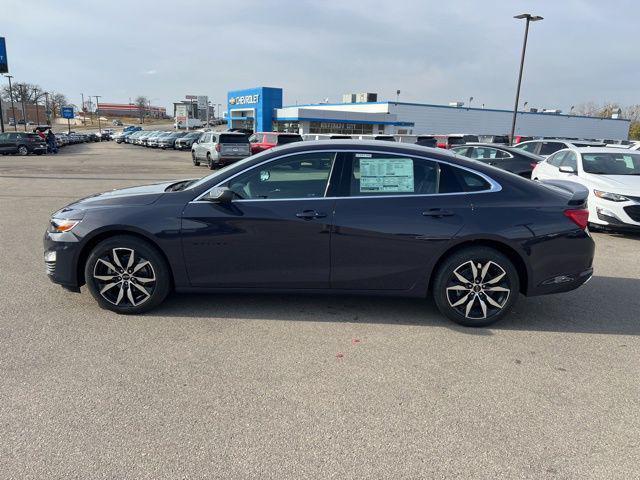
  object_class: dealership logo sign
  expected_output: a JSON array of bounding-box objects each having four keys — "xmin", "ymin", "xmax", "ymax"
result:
[{"xmin": 229, "ymin": 94, "xmax": 259, "ymax": 106}]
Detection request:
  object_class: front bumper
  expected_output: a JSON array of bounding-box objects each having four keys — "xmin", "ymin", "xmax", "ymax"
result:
[{"xmin": 43, "ymin": 230, "xmax": 83, "ymax": 292}]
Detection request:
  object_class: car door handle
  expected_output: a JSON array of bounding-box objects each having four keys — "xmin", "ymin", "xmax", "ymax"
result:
[
  {"xmin": 296, "ymin": 210, "xmax": 327, "ymax": 220},
  {"xmin": 422, "ymin": 209, "xmax": 454, "ymax": 218}
]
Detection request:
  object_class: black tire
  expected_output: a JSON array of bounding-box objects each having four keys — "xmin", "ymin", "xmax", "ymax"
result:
[
  {"xmin": 207, "ymin": 152, "xmax": 214, "ymax": 170},
  {"xmin": 84, "ymin": 235, "xmax": 171, "ymax": 314},
  {"xmin": 17, "ymin": 145, "xmax": 29, "ymax": 156},
  {"xmin": 192, "ymin": 151, "xmax": 200, "ymax": 166},
  {"xmin": 432, "ymin": 246, "xmax": 519, "ymax": 327}
]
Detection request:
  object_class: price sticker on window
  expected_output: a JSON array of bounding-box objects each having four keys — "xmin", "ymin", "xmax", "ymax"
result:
[{"xmin": 359, "ymin": 158, "xmax": 414, "ymax": 192}]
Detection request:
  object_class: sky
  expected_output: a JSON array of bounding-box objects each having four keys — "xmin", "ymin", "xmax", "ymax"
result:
[{"xmin": 2, "ymin": 0, "xmax": 638, "ymax": 113}]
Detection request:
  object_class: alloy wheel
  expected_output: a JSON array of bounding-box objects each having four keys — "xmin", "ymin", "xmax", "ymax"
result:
[
  {"xmin": 445, "ymin": 260, "xmax": 510, "ymax": 320},
  {"xmin": 18, "ymin": 146, "xmax": 28, "ymax": 156},
  {"xmin": 92, "ymin": 247, "xmax": 156, "ymax": 307}
]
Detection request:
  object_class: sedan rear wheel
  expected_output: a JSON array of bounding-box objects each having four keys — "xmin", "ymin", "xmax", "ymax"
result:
[
  {"xmin": 207, "ymin": 152, "xmax": 214, "ymax": 170},
  {"xmin": 85, "ymin": 235, "xmax": 171, "ymax": 314},
  {"xmin": 433, "ymin": 247, "xmax": 519, "ymax": 327}
]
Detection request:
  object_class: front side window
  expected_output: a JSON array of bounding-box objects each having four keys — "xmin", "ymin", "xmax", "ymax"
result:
[
  {"xmin": 547, "ymin": 151, "xmax": 567, "ymax": 167},
  {"xmin": 515, "ymin": 142, "xmax": 539, "ymax": 153},
  {"xmin": 226, "ymin": 152, "xmax": 336, "ymax": 200},
  {"xmin": 561, "ymin": 151, "xmax": 578, "ymax": 170}
]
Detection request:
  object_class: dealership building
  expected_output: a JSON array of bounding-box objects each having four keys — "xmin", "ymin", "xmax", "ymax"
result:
[{"xmin": 226, "ymin": 86, "xmax": 630, "ymax": 140}]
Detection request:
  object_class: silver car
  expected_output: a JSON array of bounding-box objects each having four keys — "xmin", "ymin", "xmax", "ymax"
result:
[{"xmin": 191, "ymin": 132, "xmax": 251, "ymax": 169}]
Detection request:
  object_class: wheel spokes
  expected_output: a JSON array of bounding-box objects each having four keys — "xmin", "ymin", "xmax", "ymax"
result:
[
  {"xmin": 447, "ymin": 258, "xmax": 511, "ymax": 320},
  {"xmin": 96, "ymin": 258, "xmax": 117, "ymax": 272},
  {"xmin": 100, "ymin": 281, "xmax": 121, "ymax": 294}
]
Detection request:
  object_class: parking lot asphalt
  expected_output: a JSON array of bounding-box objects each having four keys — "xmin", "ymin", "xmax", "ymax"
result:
[{"xmin": 1, "ymin": 141, "xmax": 639, "ymax": 479}]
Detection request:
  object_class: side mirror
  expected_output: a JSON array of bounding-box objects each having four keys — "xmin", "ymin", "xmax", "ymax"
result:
[
  {"xmin": 559, "ymin": 166, "xmax": 576, "ymax": 174},
  {"xmin": 203, "ymin": 187, "xmax": 234, "ymax": 203}
]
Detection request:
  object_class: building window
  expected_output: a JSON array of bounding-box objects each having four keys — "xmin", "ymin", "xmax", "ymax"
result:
[
  {"xmin": 308, "ymin": 121, "xmax": 374, "ymax": 135},
  {"xmin": 273, "ymin": 121, "xmax": 300, "ymax": 133}
]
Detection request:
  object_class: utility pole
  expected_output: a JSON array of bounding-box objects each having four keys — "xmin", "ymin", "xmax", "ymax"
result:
[
  {"xmin": 5, "ymin": 75, "xmax": 17, "ymax": 131},
  {"xmin": 93, "ymin": 95, "xmax": 102, "ymax": 135},
  {"xmin": 510, "ymin": 13, "xmax": 543, "ymax": 145},
  {"xmin": 44, "ymin": 91, "xmax": 50, "ymax": 125}
]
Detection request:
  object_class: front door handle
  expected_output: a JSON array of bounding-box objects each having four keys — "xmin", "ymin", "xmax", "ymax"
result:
[
  {"xmin": 422, "ymin": 209, "xmax": 454, "ymax": 218},
  {"xmin": 296, "ymin": 210, "xmax": 327, "ymax": 220}
]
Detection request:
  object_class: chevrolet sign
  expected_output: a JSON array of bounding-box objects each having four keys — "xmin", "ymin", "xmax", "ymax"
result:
[{"xmin": 229, "ymin": 94, "xmax": 259, "ymax": 106}]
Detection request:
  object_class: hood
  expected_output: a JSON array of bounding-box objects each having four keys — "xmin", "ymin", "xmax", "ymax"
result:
[
  {"xmin": 63, "ymin": 180, "xmax": 179, "ymax": 210},
  {"xmin": 584, "ymin": 173, "xmax": 640, "ymax": 194}
]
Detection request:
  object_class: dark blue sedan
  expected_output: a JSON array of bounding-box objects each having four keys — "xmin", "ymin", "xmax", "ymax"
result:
[{"xmin": 44, "ymin": 141, "xmax": 594, "ymax": 326}]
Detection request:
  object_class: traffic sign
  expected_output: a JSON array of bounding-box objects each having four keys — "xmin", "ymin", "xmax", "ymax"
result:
[
  {"xmin": 61, "ymin": 106, "xmax": 75, "ymax": 119},
  {"xmin": 0, "ymin": 37, "xmax": 8, "ymax": 74}
]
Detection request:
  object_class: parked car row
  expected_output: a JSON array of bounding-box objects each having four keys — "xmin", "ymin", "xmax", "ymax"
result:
[{"xmin": 117, "ymin": 130, "xmax": 190, "ymax": 149}]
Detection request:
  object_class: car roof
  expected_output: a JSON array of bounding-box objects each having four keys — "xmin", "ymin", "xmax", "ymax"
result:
[{"xmin": 571, "ymin": 147, "xmax": 640, "ymax": 154}]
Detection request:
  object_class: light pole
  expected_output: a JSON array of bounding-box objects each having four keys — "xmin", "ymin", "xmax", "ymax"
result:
[
  {"xmin": 93, "ymin": 95, "xmax": 102, "ymax": 135},
  {"xmin": 468, "ymin": 96, "xmax": 474, "ymax": 109},
  {"xmin": 33, "ymin": 88, "xmax": 41, "ymax": 125},
  {"xmin": 509, "ymin": 13, "xmax": 543, "ymax": 145},
  {"xmin": 4, "ymin": 75, "xmax": 17, "ymax": 131},
  {"xmin": 569, "ymin": 105, "xmax": 575, "ymax": 115}
]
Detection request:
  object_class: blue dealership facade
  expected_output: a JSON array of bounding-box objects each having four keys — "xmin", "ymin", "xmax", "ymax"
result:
[{"xmin": 225, "ymin": 86, "xmax": 629, "ymax": 140}]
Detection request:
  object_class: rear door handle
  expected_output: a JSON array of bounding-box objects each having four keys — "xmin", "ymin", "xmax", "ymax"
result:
[
  {"xmin": 422, "ymin": 209, "xmax": 454, "ymax": 218},
  {"xmin": 296, "ymin": 210, "xmax": 327, "ymax": 220}
]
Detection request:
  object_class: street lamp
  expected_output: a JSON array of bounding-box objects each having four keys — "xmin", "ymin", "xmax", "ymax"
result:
[
  {"xmin": 468, "ymin": 96, "xmax": 474, "ymax": 109},
  {"xmin": 509, "ymin": 13, "xmax": 543, "ymax": 145}
]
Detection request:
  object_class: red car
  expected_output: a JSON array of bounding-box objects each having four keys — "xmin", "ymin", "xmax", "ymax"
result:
[{"xmin": 248, "ymin": 132, "xmax": 303, "ymax": 154}]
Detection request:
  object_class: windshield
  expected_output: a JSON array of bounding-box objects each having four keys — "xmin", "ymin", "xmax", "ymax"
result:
[
  {"xmin": 277, "ymin": 135, "xmax": 302, "ymax": 145},
  {"xmin": 219, "ymin": 134, "xmax": 249, "ymax": 143},
  {"xmin": 582, "ymin": 152, "xmax": 640, "ymax": 175},
  {"xmin": 184, "ymin": 132, "xmax": 201, "ymax": 139},
  {"xmin": 187, "ymin": 149, "xmax": 273, "ymax": 191}
]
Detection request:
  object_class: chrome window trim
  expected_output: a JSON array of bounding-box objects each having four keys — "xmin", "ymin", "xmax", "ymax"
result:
[{"xmin": 190, "ymin": 149, "xmax": 502, "ymax": 204}]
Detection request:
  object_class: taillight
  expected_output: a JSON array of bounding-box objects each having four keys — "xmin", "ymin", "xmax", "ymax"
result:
[
  {"xmin": 215, "ymin": 144, "xmax": 221, "ymax": 152},
  {"xmin": 564, "ymin": 209, "xmax": 589, "ymax": 230}
]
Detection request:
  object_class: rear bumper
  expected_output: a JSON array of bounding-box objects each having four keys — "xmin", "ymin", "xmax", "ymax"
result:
[{"xmin": 525, "ymin": 228, "xmax": 595, "ymax": 297}]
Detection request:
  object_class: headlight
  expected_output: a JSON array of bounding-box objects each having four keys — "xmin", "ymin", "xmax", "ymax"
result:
[
  {"xmin": 593, "ymin": 190, "xmax": 629, "ymax": 202},
  {"xmin": 50, "ymin": 218, "xmax": 80, "ymax": 232}
]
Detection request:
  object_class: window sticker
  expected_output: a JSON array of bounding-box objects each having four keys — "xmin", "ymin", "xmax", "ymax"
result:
[
  {"xmin": 359, "ymin": 158, "xmax": 414, "ymax": 193},
  {"xmin": 355, "ymin": 153, "xmax": 372, "ymax": 158}
]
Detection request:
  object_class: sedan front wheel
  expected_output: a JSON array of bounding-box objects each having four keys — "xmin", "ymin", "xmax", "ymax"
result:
[{"xmin": 85, "ymin": 235, "xmax": 171, "ymax": 314}]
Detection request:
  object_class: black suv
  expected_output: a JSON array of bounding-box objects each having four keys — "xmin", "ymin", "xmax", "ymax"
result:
[{"xmin": 0, "ymin": 132, "xmax": 47, "ymax": 155}]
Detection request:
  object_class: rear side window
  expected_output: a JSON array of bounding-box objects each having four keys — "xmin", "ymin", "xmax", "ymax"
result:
[
  {"xmin": 349, "ymin": 153, "xmax": 439, "ymax": 195},
  {"xmin": 220, "ymin": 134, "xmax": 248, "ymax": 144},
  {"xmin": 276, "ymin": 134, "xmax": 302, "ymax": 145},
  {"xmin": 345, "ymin": 153, "xmax": 493, "ymax": 196},
  {"xmin": 264, "ymin": 134, "xmax": 277, "ymax": 143},
  {"xmin": 516, "ymin": 142, "xmax": 539, "ymax": 153},
  {"xmin": 439, "ymin": 164, "xmax": 492, "ymax": 193},
  {"xmin": 540, "ymin": 142, "xmax": 565, "ymax": 156}
]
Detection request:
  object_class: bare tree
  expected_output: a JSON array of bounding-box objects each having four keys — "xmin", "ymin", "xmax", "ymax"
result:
[
  {"xmin": 135, "ymin": 96, "xmax": 148, "ymax": 124},
  {"xmin": 1, "ymin": 82, "xmax": 42, "ymax": 103},
  {"xmin": 573, "ymin": 101, "xmax": 600, "ymax": 117},
  {"xmin": 48, "ymin": 92, "xmax": 68, "ymax": 118}
]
